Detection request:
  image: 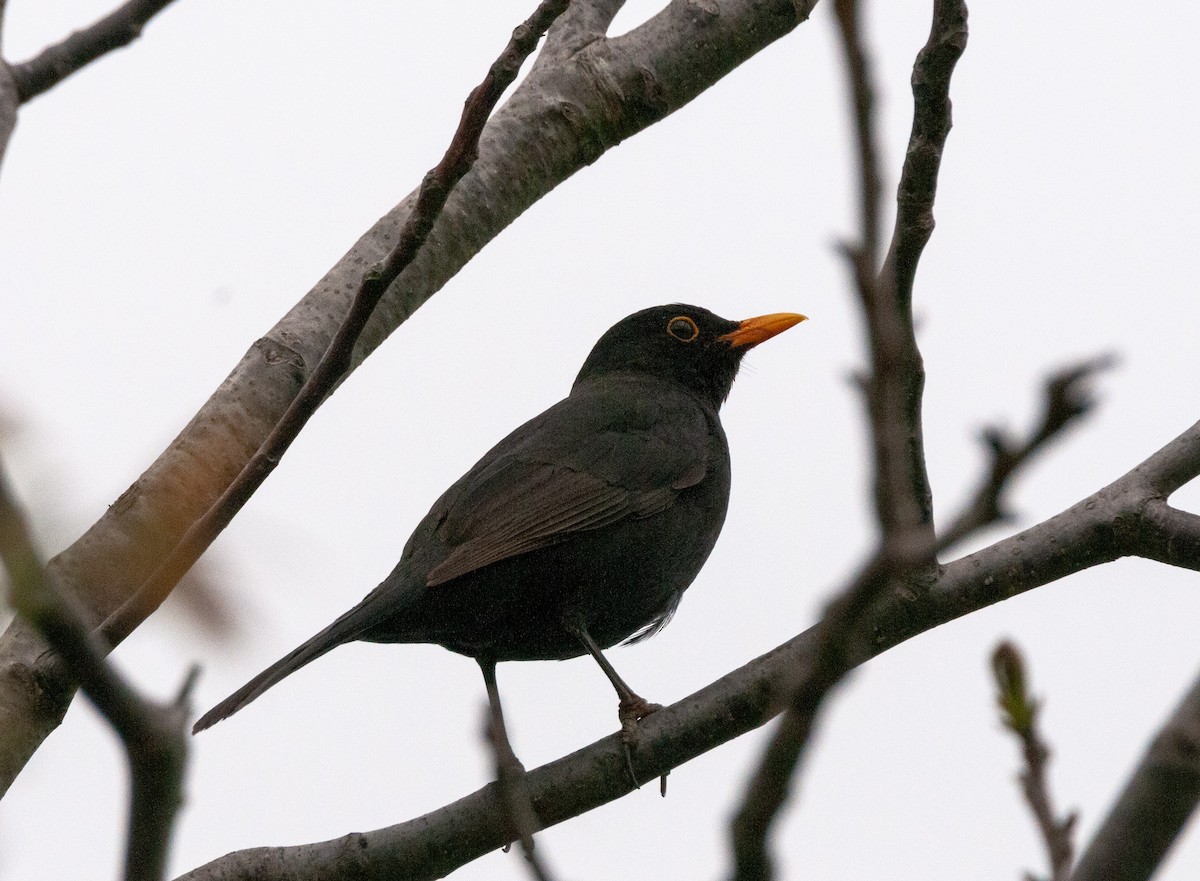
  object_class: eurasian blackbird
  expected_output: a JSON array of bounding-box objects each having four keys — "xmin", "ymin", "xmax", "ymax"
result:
[{"xmin": 193, "ymin": 304, "xmax": 805, "ymax": 739}]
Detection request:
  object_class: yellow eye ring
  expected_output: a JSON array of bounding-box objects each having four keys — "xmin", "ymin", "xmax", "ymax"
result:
[{"xmin": 666, "ymin": 315, "xmax": 699, "ymax": 342}]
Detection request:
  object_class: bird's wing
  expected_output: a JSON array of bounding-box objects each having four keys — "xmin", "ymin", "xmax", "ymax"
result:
[{"xmin": 424, "ymin": 385, "xmax": 713, "ymax": 587}]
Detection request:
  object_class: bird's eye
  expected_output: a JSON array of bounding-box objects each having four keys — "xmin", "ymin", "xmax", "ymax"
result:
[{"xmin": 666, "ymin": 316, "xmax": 699, "ymax": 342}]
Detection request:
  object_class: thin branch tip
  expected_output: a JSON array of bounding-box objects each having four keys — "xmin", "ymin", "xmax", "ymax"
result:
[{"xmin": 991, "ymin": 641, "xmax": 1075, "ymax": 881}]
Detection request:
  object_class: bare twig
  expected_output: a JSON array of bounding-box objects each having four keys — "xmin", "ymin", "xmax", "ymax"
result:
[
  {"xmin": 938, "ymin": 354, "xmax": 1117, "ymax": 553},
  {"xmin": 1068, "ymin": 662, "xmax": 1200, "ymax": 881},
  {"xmin": 992, "ymin": 642, "xmax": 1076, "ymax": 881},
  {"xmin": 857, "ymin": 0, "xmax": 970, "ymax": 547},
  {"xmin": 0, "ymin": 462, "xmax": 195, "ymax": 881},
  {"xmin": 96, "ymin": 0, "xmax": 573, "ymax": 651},
  {"xmin": 884, "ymin": 0, "xmax": 968, "ymax": 305},
  {"xmin": 872, "ymin": 0, "xmax": 968, "ymax": 538},
  {"xmin": 8, "ymin": 0, "xmax": 182, "ymax": 103}
]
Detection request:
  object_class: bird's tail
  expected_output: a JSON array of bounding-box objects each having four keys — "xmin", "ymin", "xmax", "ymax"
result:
[{"xmin": 192, "ymin": 605, "xmax": 376, "ymax": 734}]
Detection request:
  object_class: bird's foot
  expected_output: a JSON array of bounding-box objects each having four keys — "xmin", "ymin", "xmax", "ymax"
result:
[
  {"xmin": 618, "ymin": 695, "xmax": 662, "ymax": 743},
  {"xmin": 624, "ymin": 696, "xmax": 662, "ymax": 739},
  {"xmin": 617, "ymin": 696, "xmax": 663, "ymax": 788}
]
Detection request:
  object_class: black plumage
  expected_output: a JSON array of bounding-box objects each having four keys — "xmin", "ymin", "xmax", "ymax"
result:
[{"xmin": 194, "ymin": 304, "xmax": 804, "ymax": 736}]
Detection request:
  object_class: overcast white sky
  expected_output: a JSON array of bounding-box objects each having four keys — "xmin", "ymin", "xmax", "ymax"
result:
[{"xmin": 2, "ymin": 1, "xmax": 1199, "ymax": 879}]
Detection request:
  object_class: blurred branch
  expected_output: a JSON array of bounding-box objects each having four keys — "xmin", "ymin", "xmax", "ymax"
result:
[
  {"xmin": 834, "ymin": 0, "xmax": 882, "ymax": 272},
  {"xmin": 728, "ymin": 549, "xmax": 911, "ymax": 881},
  {"xmin": 992, "ymin": 641, "xmax": 1076, "ymax": 881},
  {"xmin": 96, "ymin": 0, "xmax": 573, "ymax": 651},
  {"xmin": 726, "ymin": 2, "xmax": 967, "ymax": 877},
  {"xmin": 166, "ymin": 563, "xmax": 243, "ymax": 646},
  {"xmin": 0, "ymin": 461, "xmax": 195, "ymax": 881},
  {"xmin": 0, "ymin": 46, "xmax": 16, "ymax": 166},
  {"xmin": 8, "ymin": 0, "xmax": 182, "ymax": 103},
  {"xmin": 1069, "ymin": 661, "xmax": 1200, "ymax": 881},
  {"xmin": 938, "ymin": 355, "xmax": 1117, "ymax": 554},
  {"xmin": 480, "ymin": 664, "xmax": 556, "ymax": 881}
]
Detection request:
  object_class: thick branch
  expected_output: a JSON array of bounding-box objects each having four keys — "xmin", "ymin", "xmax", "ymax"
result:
[
  {"xmin": 8, "ymin": 0, "xmax": 182, "ymax": 103},
  {"xmin": 535, "ymin": 0, "xmax": 624, "ymax": 68},
  {"xmin": 1070, "ymin": 660, "xmax": 1200, "ymax": 881},
  {"xmin": 0, "ymin": 464, "xmax": 193, "ymax": 881},
  {"xmin": 174, "ymin": 422, "xmax": 1200, "ymax": 879},
  {"xmin": 1136, "ymin": 502, "xmax": 1200, "ymax": 570},
  {"xmin": 0, "ymin": 0, "xmax": 815, "ymax": 797}
]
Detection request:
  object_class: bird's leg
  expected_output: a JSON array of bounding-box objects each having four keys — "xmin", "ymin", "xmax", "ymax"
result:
[
  {"xmin": 478, "ymin": 658, "xmax": 542, "ymax": 859},
  {"xmin": 567, "ymin": 621, "xmax": 664, "ymax": 743}
]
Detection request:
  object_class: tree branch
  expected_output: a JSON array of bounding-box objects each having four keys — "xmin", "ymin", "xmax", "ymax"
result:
[
  {"xmin": 1069, "ymin": 660, "xmax": 1200, "ymax": 881},
  {"xmin": 938, "ymin": 355, "xmax": 1115, "ymax": 554},
  {"xmin": 481, "ymin": 696, "xmax": 558, "ymax": 881},
  {"xmin": 1136, "ymin": 502, "xmax": 1200, "ymax": 570},
  {"xmin": 0, "ymin": 462, "xmax": 195, "ymax": 881},
  {"xmin": 992, "ymin": 641, "xmax": 1076, "ymax": 881},
  {"xmin": 0, "ymin": 0, "xmax": 815, "ymax": 799},
  {"xmin": 167, "ymin": 416, "xmax": 1200, "ymax": 879},
  {"xmin": 95, "ymin": 0, "xmax": 573, "ymax": 652},
  {"xmin": 8, "ymin": 0, "xmax": 182, "ymax": 103}
]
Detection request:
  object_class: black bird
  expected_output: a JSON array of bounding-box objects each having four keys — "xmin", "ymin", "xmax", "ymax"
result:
[{"xmin": 193, "ymin": 304, "xmax": 805, "ymax": 741}]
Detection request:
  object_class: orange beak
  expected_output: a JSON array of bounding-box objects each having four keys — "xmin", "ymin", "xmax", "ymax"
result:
[{"xmin": 719, "ymin": 312, "xmax": 808, "ymax": 348}]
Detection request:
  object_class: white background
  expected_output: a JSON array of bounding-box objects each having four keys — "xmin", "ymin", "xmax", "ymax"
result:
[{"xmin": 2, "ymin": 1, "xmax": 1199, "ymax": 879}]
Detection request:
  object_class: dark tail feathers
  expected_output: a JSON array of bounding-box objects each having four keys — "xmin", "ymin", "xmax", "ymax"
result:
[{"xmin": 192, "ymin": 608, "xmax": 373, "ymax": 734}]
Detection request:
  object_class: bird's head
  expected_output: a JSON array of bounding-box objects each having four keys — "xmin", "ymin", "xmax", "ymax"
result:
[{"xmin": 573, "ymin": 304, "xmax": 806, "ymax": 408}]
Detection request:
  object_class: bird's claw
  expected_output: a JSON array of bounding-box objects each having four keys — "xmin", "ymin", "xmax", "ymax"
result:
[
  {"xmin": 618, "ymin": 695, "xmax": 663, "ymax": 742},
  {"xmin": 617, "ymin": 696, "xmax": 663, "ymax": 788}
]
